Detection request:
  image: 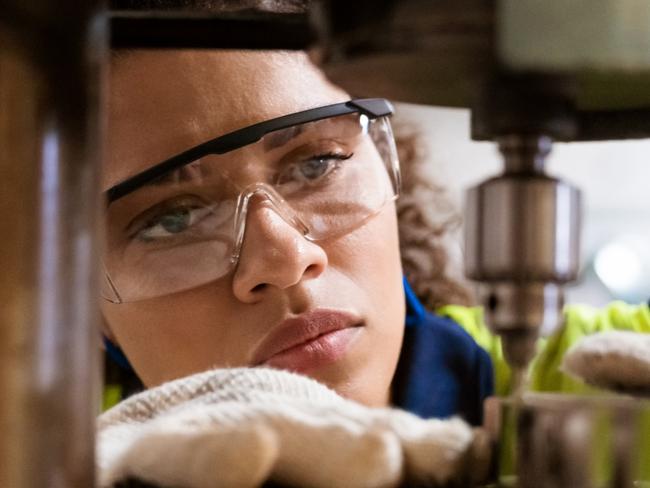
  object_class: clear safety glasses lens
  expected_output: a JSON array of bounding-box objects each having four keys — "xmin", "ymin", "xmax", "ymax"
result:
[{"xmin": 103, "ymin": 113, "xmax": 400, "ymax": 303}]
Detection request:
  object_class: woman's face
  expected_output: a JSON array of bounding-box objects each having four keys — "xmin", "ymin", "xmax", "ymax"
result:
[{"xmin": 102, "ymin": 50, "xmax": 405, "ymax": 407}]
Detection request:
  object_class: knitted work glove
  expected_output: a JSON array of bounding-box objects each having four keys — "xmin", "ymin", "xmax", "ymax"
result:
[
  {"xmin": 98, "ymin": 368, "xmax": 491, "ymax": 488},
  {"xmin": 562, "ymin": 330, "xmax": 650, "ymax": 395}
]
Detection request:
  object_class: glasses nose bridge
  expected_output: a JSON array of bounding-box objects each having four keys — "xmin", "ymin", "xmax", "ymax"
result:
[{"xmin": 231, "ymin": 182, "xmax": 310, "ymax": 263}]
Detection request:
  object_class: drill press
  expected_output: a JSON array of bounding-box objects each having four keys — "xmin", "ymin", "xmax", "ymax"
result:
[{"xmin": 314, "ymin": 0, "xmax": 650, "ymax": 381}]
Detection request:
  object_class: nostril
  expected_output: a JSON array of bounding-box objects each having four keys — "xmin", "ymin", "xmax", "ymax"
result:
[
  {"xmin": 304, "ymin": 264, "xmax": 321, "ymax": 278},
  {"xmin": 251, "ymin": 283, "xmax": 267, "ymax": 294},
  {"xmin": 249, "ymin": 264, "xmax": 320, "ymax": 295}
]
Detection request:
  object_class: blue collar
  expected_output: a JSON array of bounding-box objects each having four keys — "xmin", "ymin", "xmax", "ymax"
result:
[{"xmin": 403, "ymin": 276, "xmax": 427, "ymax": 327}]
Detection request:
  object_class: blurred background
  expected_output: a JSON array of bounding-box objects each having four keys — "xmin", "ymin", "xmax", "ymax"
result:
[{"xmin": 396, "ymin": 103, "xmax": 650, "ymax": 309}]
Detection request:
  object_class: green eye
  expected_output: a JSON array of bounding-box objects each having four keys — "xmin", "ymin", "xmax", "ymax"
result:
[
  {"xmin": 127, "ymin": 197, "xmax": 236, "ymax": 245},
  {"xmin": 157, "ymin": 208, "xmax": 191, "ymax": 234},
  {"xmin": 138, "ymin": 207, "xmax": 196, "ymax": 242}
]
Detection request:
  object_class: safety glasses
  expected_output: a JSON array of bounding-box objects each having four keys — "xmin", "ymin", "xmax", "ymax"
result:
[{"xmin": 103, "ymin": 98, "xmax": 401, "ymax": 303}]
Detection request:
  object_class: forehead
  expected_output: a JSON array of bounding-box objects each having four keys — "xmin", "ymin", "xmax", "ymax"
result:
[{"xmin": 105, "ymin": 50, "xmax": 348, "ymax": 190}]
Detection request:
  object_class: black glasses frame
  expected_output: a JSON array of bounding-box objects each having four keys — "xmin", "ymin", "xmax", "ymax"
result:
[{"xmin": 106, "ymin": 98, "xmax": 394, "ymax": 203}]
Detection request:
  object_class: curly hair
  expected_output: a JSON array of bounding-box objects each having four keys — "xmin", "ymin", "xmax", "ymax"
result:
[{"xmin": 393, "ymin": 121, "xmax": 475, "ymax": 309}]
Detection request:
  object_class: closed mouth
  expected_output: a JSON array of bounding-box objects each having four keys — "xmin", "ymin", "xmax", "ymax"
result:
[{"xmin": 252, "ymin": 309, "xmax": 363, "ymax": 372}]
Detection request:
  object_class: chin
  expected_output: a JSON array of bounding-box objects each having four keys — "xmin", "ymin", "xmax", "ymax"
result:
[{"xmin": 302, "ymin": 357, "xmax": 392, "ymax": 408}]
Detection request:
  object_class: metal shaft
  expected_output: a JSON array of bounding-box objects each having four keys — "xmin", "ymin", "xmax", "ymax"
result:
[
  {"xmin": 0, "ymin": 2, "xmax": 106, "ymax": 486},
  {"xmin": 465, "ymin": 135, "xmax": 582, "ymax": 370}
]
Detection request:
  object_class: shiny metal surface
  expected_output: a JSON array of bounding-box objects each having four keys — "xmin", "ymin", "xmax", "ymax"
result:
[
  {"xmin": 0, "ymin": 2, "xmax": 106, "ymax": 487},
  {"xmin": 464, "ymin": 135, "xmax": 581, "ymax": 367},
  {"xmin": 486, "ymin": 394, "xmax": 650, "ymax": 488},
  {"xmin": 465, "ymin": 175, "xmax": 581, "ymax": 283},
  {"xmin": 478, "ymin": 284, "xmax": 563, "ymax": 369}
]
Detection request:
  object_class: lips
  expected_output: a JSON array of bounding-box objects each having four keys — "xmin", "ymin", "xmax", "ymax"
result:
[{"xmin": 252, "ymin": 309, "xmax": 363, "ymax": 374}]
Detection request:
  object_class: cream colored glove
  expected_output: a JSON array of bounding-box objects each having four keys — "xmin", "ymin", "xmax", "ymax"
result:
[
  {"xmin": 98, "ymin": 368, "xmax": 491, "ymax": 488},
  {"xmin": 562, "ymin": 330, "xmax": 650, "ymax": 395}
]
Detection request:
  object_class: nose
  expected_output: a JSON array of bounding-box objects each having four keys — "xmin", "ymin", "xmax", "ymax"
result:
[{"xmin": 231, "ymin": 197, "xmax": 328, "ymax": 303}]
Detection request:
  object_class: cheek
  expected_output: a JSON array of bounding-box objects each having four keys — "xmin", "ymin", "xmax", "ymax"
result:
[
  {"xmin": 335, "ymin": 204, "xmax": 402, "ymax": 285},
  {"xmin": 324, "ymin": 205, "xmax": 405, "ymax": 404},
  {"xmin": 101, "ymin": 285, "xmax": 250, "ymax": 386},
  {"xmin": 330, "ymin": 204, "xmax": 404, "ymax": 335}
]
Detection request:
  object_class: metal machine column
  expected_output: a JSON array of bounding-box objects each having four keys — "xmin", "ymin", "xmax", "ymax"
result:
[{"xmin": 0, "ymin": 2, "xmax": 106, "ymax": 486}]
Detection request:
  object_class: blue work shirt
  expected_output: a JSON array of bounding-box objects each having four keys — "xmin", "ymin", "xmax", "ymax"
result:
[{"xmin": 391, "ymin": 278, "xmax": 494, "ymax": 425}]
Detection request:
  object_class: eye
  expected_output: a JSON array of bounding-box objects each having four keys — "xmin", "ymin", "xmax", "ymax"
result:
[
  {"xmin": 276, "ymin": 152, "xmax": 353, "ymax": 187},
  {"xmin": 127, "ymin": 196, "xmax": 229, "ymax": 243},
  {"xmin": 135, "ymin": 206, "xmax": 203, "ymax": 241}
]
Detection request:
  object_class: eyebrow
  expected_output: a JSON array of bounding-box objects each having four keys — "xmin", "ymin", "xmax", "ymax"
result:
[
  {"xmin": 263, "ymin": 124, "xmax": 306, "ymax": 151},
  {"xmin": 106, "ymin": 99, "xmax": 393, "ymax": 204},
  {"xmin": 110, "ymin": 163, "xmax": 207, "ymax": 203}
]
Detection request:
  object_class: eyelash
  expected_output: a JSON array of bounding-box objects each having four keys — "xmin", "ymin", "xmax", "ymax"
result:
[
  {"xmin": 126, "ymin": 198, "xmax": 202, "ymax": 239},
  {"xmin": 123, "ymin": 151, "xmax": 354, "ymax": 241},
  {"xmin": 308, "ymin": 152, "xmax": 353, "ymax": 162},
  {"xmin": 278, "ymin": 151, "xmax": 353, "ymax": 181}
]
